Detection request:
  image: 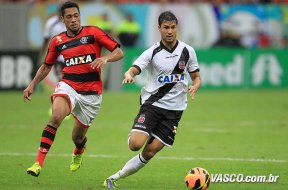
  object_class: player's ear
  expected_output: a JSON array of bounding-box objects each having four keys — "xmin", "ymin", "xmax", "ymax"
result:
[{"xmin": 60, "ymin": 16, "xmax": 64, "ymax": 23}]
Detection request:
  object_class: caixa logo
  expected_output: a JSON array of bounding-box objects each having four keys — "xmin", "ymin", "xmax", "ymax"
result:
[
  {"xmin": 65, "ymin": 54, "xmax": 96, "ymax": 66},
  {"xmin": 157, "ymin": 73, "xmax": 185, "ymax": 84}
]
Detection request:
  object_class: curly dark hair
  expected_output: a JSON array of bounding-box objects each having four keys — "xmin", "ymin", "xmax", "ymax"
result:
[{"xmin": 60, "ymin": 1, "xmax": 80, "ymax": 16}]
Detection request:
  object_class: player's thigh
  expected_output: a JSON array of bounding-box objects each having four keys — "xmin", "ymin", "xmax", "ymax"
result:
[
  {"xmin": 51, "ymin": 96, "xmax": 70, "ymax": 121},
  {"xmin": 153, "ymin": 110, "xmax": 183, "ymax": 147},
  {"xmin": 129, "ymin": 105, "xmax": 160, "ymax": 149}
]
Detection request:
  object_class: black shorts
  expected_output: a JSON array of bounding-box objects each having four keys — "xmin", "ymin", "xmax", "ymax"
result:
[{"xmin": 131, "ymin": 104, "xmax": 183, "ymax": 146}]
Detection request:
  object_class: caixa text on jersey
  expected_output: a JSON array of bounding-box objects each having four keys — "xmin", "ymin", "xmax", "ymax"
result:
[
  {"xmin": 157, "ymin": 73, "xmax": 185, "ymax": 84},
  {"xmin": 65, "ymin": 54, "xmax": 96, "ymax": 67}
]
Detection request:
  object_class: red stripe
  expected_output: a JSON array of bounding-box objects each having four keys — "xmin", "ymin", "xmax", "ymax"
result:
[
  {"xmin": 74, "ymin": 148, "xmax": 85, "ymax": 155},
  {"xmin": 44, "ymin": 127, "xmax": 56, "ymax": 135},
  {"xmin": 41, "ymin": 137, "xmax": 53, "ymax": 145}
]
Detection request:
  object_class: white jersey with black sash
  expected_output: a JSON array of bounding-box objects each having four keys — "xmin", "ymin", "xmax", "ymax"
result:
[{"xmin": 132, "ymin": 40, "xmax": 199, "ymax": 111}]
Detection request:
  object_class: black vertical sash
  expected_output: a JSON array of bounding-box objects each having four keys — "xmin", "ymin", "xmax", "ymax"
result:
[{"xmin": 144, "ymin": 47, "xmax": 189, "ymax": 105}]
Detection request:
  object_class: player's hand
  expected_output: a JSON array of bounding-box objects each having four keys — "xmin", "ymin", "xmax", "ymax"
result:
[
  {"xmin": 188, "ymin": 85, "xmax": 198, "ymax": 100},
  {"xmin": 90, "ymin": 58, "xmax": 107, "ymax": 69},
  {"xmin": 122, "ymin": 71, "xmax": 135, "ymax": 84},
  {"xmin": 23, "ymin": 85, "xmax": 34, "ymax": 102}
]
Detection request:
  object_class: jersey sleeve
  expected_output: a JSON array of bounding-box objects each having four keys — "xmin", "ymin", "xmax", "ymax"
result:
[
  {"xmin": 94, "ymin": 27, "xmax": 119, "ymax": 51},
  {"xmin": 132, "ymin": 48, "xmax": 153, "ymax": 73},
  {"xmin": 187, "ymin": 46, "xmax": 199, "ymax": 73},
  {"xmin": 44, "ymin": 37, "xmax": 60, "ymax": 65}
]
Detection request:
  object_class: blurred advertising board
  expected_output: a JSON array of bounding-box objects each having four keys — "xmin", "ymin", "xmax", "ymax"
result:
[
  {"xmin": 0, "ymin": 51, "xmax": 37, "ymax": 90},
  {"xmin": 1, "ymin": 48, "xmax": 287, "ymax": 91}
]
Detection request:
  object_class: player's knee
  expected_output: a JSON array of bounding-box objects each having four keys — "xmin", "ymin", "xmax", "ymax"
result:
[
  {"xmin": 50, "ymin": 112, "xmax": 66, "ymax": 127},
  {"xmin": 49, "ymin": 116, "xmax": 62, "ymax": 128},
  {"xmin": 128, "ymin": 132, "xmax": 147, "ymax": 151},
  {"xmin": 128, "ymin": 141, "xmax": 142, "ymax": 151}
]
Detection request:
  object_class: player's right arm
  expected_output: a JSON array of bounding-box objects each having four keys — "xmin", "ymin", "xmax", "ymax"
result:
[
  {"xmin": 23, "ymin": 64, "xmax": 52, "ymax": 102},
  {"xmin": 122, "ymin": 66, "xmax": 140, "ymax": 84},
  {"xmin": 24, "ymin": 36, "xmax": 59, "ymax": 102},
  {"xmin": 122, "ymin": 46, "xmax": 153, "ymax": 84}
]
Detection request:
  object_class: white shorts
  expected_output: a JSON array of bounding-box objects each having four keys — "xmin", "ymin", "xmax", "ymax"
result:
[{"xmin": 51, "ymin": 82, "xmax": 102, "ymax": 127}]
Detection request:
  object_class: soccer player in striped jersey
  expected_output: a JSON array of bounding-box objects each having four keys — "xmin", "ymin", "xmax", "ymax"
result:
[
  {"xmin": 103, "ymin": 11, "xmax": 201, "ymax": 188},
  {"xmin": 23, "ymin": 1, "xmax": 123, "ymax": 177}
]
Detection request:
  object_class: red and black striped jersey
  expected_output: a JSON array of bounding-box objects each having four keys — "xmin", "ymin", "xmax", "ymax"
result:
[{"xmin": 45, "ymin": 26, "xmax": 119, "ymax": 95}]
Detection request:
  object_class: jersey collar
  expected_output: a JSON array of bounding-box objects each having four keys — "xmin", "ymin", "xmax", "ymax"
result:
[
  {"xmin": 160, "ymin": 40, "xmax": 179, "ymax": 53},
  {"xmin": 66, "ymin": 26, "xmax": 83, "ymax": 38}
]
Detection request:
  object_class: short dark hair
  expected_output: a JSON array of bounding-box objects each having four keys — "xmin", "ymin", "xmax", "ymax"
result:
[
  {"xmin": 60, "ymin": 1, "xmax": 80, "ymax": 16},
  {"xmin": 158, "ymin": 11, "xmax": 178, "ymax": 26}
]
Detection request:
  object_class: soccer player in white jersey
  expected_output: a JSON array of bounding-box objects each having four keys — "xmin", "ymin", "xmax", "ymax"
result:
[{"xmin": 103, "ymin": 11, "xmax": 201, "ymax": 188}]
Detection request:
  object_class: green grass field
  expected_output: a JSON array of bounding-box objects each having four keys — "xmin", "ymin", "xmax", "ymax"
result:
[{"xmin": 0, "ymin": 89, "xmax": 287, "ymax": 190}]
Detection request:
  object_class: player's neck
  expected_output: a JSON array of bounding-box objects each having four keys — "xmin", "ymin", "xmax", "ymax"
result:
[
  {"xmin": 161, "ymin": 40, "xmax": 177, "ymax": 50},
  {"xmin": 67, "ymin": 27, "xmax": 82, "ymax": 37}
]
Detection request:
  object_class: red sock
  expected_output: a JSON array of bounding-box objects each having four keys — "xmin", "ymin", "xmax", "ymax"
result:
[
  {"xmin": 73, "ymin": 137, "xmax": 87, "ymax": 155},
  {"xmin": 36, "ymin": 125, "xmax": 57, "ymax": 167},
  {"xmin": 74, "ymin": 147, "xmax": 85, "ymax": 155}
]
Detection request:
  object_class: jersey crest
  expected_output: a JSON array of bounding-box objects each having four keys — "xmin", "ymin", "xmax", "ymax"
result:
[
  {"xmin": 137, "ymin": 114, "xmax": 146, "ymax": 123},
  {"xmin": 80, "ymin": 36, "xmax": 89, "ymax": 44},
  {"xmin": 179, "ymin": 60, "xmax": 185, "ymax": 69}
]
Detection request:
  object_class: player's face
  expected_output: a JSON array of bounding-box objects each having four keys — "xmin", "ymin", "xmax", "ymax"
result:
[
  {"xmin": 62, "ymin": 7, "xmax": 81, "ymax": 35},
  {"xmin": 158, "ymin": 20, "xmax": 177, "ymax": 45}
]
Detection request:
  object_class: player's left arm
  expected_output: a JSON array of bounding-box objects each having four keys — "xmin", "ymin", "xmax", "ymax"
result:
[
  {"xmin": 187, "ymin": 46, "xmax": 201, "ymax": 100},
  {"xmin": 188, "ymin": 71, "xmax": 201, "ymax": 100},
  {"xmin": 90, "ymin": 47, "xmax": 123, "ymax": 69},
  {"xmin": 91, "ymin": 28, "xmax": 124, "ymax": 69}
]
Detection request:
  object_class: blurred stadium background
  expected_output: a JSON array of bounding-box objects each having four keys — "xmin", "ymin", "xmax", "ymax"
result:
[
  {"xmin": 0, "ymin": 0, "xmax": 288, "ymax": 90},
  {"xmin": 0, "ymin": 0, "xmax": 287, "ymax": 190}
]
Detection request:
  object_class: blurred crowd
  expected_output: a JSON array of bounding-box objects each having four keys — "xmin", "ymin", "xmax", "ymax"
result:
[
  {"xmin": 1, "ymin": 0, "xmax": 287, "ymax": 48},
  {"xmin": 1, "ymin": 0, "xmax": 288, "ymax": 4},
  {"xmin": 87, "ymin": 12, "xmax": 141, "ymax": 47}
]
